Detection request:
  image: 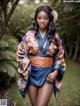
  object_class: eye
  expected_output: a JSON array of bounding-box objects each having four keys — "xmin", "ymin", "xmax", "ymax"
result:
[
  {"xmin": 45, "ymin": 17, "xmax": 49, "ymax": 20},
  {"xmin": 38, "ymin": 17, "xmax": 41, "ymax": 19}
]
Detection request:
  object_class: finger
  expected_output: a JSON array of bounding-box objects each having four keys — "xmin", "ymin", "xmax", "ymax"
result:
[
  {"xmin": 49, "ymin": 76, "xmax": 54, "ymax": 82},
  {"xmin": 47, "ymin": 76, "xmax": 53, "ymax": 82},
  {"xmin": 47, "ymin": 75, "xmax": 55, "ymax": 82},
  {"xmin": 47, "ymin": 73, "xmax": 55, "ymax": 80},
  {"xmin": 47, "ymin": 73, "xmax": 51, "ymax": 80},
  {"xmin": 47, "ymin": 78, "xmax": 53, "ymax": 83}
]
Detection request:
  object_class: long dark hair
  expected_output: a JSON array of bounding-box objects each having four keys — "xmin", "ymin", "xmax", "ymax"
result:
[{"xmin": 31, "ymin": 5, "xmax": 56, "ymax": 42}]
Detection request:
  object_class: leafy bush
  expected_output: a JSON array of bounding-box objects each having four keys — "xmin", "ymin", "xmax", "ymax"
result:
[{"xmin": 0, "ymin": 34, "xmax": 18, "ymax": 87}]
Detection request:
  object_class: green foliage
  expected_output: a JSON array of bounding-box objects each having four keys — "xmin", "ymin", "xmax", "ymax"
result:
[
  {"xmin": 8, "ymin": 4, "xmax": 36, "ymax": 40},
  {"xmin": 0, "ymin": 34, "xmax": 18, "ymax": 77},
  {"xmin": 0, "ymin": 40, "xmax": 9, "ymax": 48},
  {"xmin": 50, "ymin": 1, "xmax": 80, "ymax": 61},
  {"xmin": 0, "ymin": 0, "xmax": 19, "ymax": 39}
]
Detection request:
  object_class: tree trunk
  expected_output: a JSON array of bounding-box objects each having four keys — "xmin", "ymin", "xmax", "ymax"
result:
[
  {"xmin": 68, "ymin": 43, "xmax": 73, "ymax": 58},
  {"xmin": 63, "ymin": 40, "xmax": 69, "ymax": 58},
  {"xmin": 73, "ymin": 35, "xmax": 79, "ymax": 61},
  {"xmin": 0, "ymin": 0, "xmax": 19, "ymax": 39}
]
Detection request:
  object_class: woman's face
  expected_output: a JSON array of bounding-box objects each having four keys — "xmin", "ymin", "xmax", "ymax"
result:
[{"xmin": 36, "ymin": 11, "xmax": 49, "ymax": 31}]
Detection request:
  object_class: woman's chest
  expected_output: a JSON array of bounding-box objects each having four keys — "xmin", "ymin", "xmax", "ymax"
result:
[{"xmin": 27, "ymin": 36, "xmax": 58, "ymax": 55}]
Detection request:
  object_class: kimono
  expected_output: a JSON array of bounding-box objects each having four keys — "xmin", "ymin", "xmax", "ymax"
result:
[{"xmin": 16, "ymin": 30, "xmax": 66, "ymax": 98}]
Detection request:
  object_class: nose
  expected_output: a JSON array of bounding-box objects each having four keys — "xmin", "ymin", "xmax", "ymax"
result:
[{"xmin": 40, "ymin": 19, "xmax": 44, "ymax": 23}]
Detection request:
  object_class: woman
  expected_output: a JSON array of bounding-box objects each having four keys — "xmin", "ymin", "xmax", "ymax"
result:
[{"xmin": 16, "ymin": 5, "xmax": 66, "ymax": 106}]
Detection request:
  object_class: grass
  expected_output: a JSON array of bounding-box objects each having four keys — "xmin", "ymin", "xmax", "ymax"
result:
[{"xmin": 8, "ymin": 60, "xmax": 80, "ymax": 106}]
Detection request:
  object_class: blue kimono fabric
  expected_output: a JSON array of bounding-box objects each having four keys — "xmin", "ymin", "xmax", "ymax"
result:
[
  {"xmin": 28, "ymin": 65, "xmax": 53, "ymax": 86},
  {"xmin": 19, "ymin": 64, "xmax": 64, "ymax": 98},
  {"xmin": 19, "ymin": 65, "xmax": 53, "ymax": 97}
]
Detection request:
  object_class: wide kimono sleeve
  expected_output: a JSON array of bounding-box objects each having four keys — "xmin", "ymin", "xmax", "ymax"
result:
[
  {"xmin": 52, "ymin": 32, "xmax": 66, "ymax": 98},
  {"xmin": 16, "ymin": 32, "xmax": 30, "ymax": 75},
  {"xmin": 53, "ymin": 32, "xmax": 66, "ymax": 81}
]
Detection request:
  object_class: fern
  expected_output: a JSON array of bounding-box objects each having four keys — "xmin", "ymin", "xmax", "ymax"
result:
[
  {"xmin": 0, "ymin": 51, "xmax": 16, "ymax": 60},
  {"xmin": 0, "ymin": 40, "xmax": 9, "ymax": 48},
  {"xmin": 0, "ymin": 63, "xmax": 16, "ymax": 77},
  {"xmin": 0, "ymin": 34, "xmax": 18, "ymax": 78}
]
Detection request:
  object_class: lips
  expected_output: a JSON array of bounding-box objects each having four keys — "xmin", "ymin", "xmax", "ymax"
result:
[{"xmin": 40, "ymin": 24, "xmax": 45, "ymax": 27}]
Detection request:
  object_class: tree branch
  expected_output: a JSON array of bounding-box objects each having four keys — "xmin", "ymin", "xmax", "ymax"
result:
[{"xmin": 0, "ymin": 0, "xmax": 19, "ymax": 39}]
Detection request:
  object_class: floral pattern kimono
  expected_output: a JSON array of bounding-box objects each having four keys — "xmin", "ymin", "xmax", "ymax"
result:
[{"xmin": 16, "ymin": 30, "xmax": 66, "ymax": 98}]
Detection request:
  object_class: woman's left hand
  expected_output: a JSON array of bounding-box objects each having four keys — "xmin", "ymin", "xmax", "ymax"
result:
[{"xmin": 47, "ymin": 70, "xmax": 58, "ymax": 83}]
